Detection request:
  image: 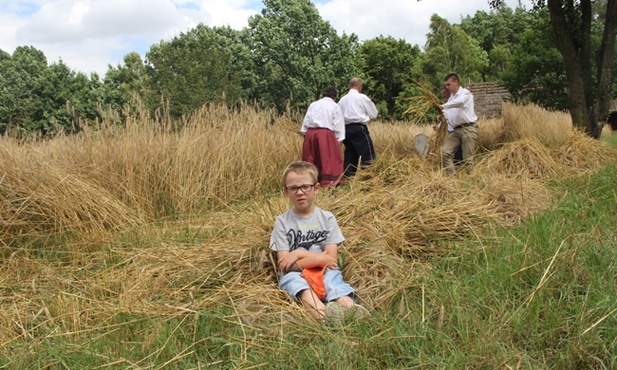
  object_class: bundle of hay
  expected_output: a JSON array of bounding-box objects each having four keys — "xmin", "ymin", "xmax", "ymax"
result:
[
  {"xmin": 371, "ymin": 123, "xmax": 431, "ymax": 159},
  {"xmin": 402, "ymin": 83, "xmax": 443, "ymax": 125},
  {"xmin": 500, "ymin": 102, "xmax": 573, "ymax": 147},
  {"xmin": 401, "ymin": 83, "xmax": 448, "ymax": 161},
  {"xmin": 554, "ymin": 132, "xmax": 617, "ymax": 174},
  {"xmin": 476, "ymin": 116, "xmax": 505, "ymax": 151},
  {"xmin": 476, "ymin": 174, "xmax": 553, "ymax": 226},
  {"xmin": 340, "ymin": 239, "xmax": 421, "ymax": 307},
  {"xmin": 322, "ymin": 163, "xmax": 500, "ymax": 263},
  {"xmin": 477, "ymin": 137, "xmax": 562, "ymax": 179}
]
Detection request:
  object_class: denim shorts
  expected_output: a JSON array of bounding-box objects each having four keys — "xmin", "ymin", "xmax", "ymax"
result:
[{"xmin": 278, "ymin": 268, "xmax": 355, "ymax": 303}]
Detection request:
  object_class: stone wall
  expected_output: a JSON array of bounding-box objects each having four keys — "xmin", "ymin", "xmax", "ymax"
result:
[{"xmin": 467, "ymin": 82, "xmax": 511, "ymax": 118}]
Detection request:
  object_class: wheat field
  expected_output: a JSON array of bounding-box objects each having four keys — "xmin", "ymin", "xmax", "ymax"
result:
[{"xmin": 1, "ymin": 101, "xmax": 615, "ymax": 366}]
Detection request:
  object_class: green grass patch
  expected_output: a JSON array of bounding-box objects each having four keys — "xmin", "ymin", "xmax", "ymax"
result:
[{"xmin": 414, "ymin": 165, "xmax": 617, "ymax": 368}]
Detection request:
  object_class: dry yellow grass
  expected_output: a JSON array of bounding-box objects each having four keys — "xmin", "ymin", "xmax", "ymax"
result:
[
  {"xmin": 0, "ymin": 144, "xmax": 139, "ymax": 244},
  {"xmin": 554, "ymin": 130, "xmax": 617, "ymax": 174},
  {"xmin": 477, "ymin": 137, "xmax": 563, "ymax": 179},
  {"xmin": 1, "ymin": 102, "xmax": 616, "ymax": 347},
  {"xmin": 500, "ymin": 102, "xmax": 574, "ymax": 147},
  {"xmin": 400, "ymin": 82, "xmax": 449, "ymax": 161},
  {"xmin": 476, "ymin": 174, "xmax": 553, "ymax": 226}
]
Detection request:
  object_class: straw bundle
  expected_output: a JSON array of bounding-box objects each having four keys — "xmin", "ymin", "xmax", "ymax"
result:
[
  {"xmin": 326, "ymin": 161, "xmax": 499, "ymax": 246},
  {"xmin": 554, "ymin": 131, "xmax": 617, "ymax": 174},
  {"xmin": 370, "ymin": 123, "xmax": 431, "ymax": 159},
  {"xmin": 402, "ymin": 83, "xmax": 443, "ymax": 125},
  {"xmin": 340, "ymin": 240, "xmax": 422, "ymax": 307},
  {"xmin": 477, "ymin": 137, "xmax": 562, "ymax": 179},
  {"xmin": 500, "ymin": 102, "xmax": 573, "ymax": 147},
  {"xmin": 476, "ymin": 116, "xmax": 505, "ymax": 151},
  {"xmin": 476, "ymin": 174, "xmax": 553, "ymax": 226},
  {"xmin": 0, "ymin": 242, "xmax": 298, "ymax": 343},
  {"xmin": 602, "ymin": 124, "xmax": 614, "ymax": 135},
  {"xmin": 401, "ymin": 83, "xmax": 448, "ymax": 161}
]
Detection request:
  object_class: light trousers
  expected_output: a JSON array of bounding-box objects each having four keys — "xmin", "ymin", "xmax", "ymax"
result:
[{"xmin": 441, "ymin": 125, "xmax": 477, "ymax": 175}]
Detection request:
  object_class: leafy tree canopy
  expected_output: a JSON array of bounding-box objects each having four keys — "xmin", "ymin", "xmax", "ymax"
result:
[
  {"xmin": 420, "ymin": 15, "xmax": 488, "ymax": 86},
  {"xmin": 145, "ymin": 25, "xmax": 249, "ymax": 117},
  {"xmin": 357, "ymin": 36, "xmax": 421, "ymax": 119},
  {"xmin": 247, "ymin": 0, "xmax": 358, "ymax": 112},
  {"xmin": 0, "ymin": 46, "xmax": 100, "ymax": 135},
  {"xmin": 490, "ymin": 0, "xmax": 617, "ymax": 137}
]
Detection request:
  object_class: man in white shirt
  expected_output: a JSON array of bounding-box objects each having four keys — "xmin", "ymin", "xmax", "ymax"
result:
[
  {"xmin": 434, "ymin": 86, "xmax": 463, "ymax": 163},
  {"xmin": 301, "ymin": 87, "xmax": 346, "ymax": 186},
  {"xmin": 441, "ymin": 73, "xmax": 478, "ymax": 175},
  {"xmin": 338, "ymin": 77, "xmax": 378, "ymax": 177}
]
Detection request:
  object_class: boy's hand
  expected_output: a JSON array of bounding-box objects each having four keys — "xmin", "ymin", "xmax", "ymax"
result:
[
  {"xmin": 278, "ymin": 253, "xmax": 299, "ymax": 272},
  {"xmin": 321, "ymin": 252, "xmax": 338, "ymax": 269}
]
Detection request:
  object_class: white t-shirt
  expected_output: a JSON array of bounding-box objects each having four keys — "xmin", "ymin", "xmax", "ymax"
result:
[{"xmin": 270, "ymin": 207, "xmax": 345, "ymax": 252}]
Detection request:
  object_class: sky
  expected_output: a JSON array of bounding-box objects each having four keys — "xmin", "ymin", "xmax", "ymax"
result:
[{"xmin": 0, "ymin": 0, "xmax": 534, "ymax": 77}]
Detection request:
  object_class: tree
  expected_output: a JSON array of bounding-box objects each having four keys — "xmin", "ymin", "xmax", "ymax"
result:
[
  {"xmin": 208, "ymin": 26, "xmax": 258, "ymax": 105},
  {"xmin": 421, "ymin": 15, "xmax": 488, "ymax": 86},
  {"xmin": 145, "ymin": 25, "xmax": 249, "ymax": 117},
  {"xmin": 0, "ymin": 46, "xmax": 104, "ymax": 135},
  {"xmin": 56, "ymin": 65, "xmax": 102, "ymax": 129},
  {"xmin": 416, "ymin": 0, "xmax": 617, "ymax": 137},
  {"xmin": 499, "ymin": 8, "xmax": 570, "ymax": 110},
  {"xmin": 357, "ymin": 36, "xmax": 421, "ymax": 119},
  {"xmin": 460, "ymin": 6, "xmax": 536, "ymax": 80},
  {"xmin": 103, "ymin": 52, "xmax": 150, "ymax": 113},
  {"xmin": 36, "ymin": 61, "xmax": 87, "ymax": 132},
  {"xmin": 0, "ymin": 46, "xmax": 48, "ymax": 134},
  {"xmin": 491, "ymin": 0, "xmax": 617, "ymax": 138},
  {"xmin": 247, "ymin": 0, "xmax": 358, "ymax": 112}
]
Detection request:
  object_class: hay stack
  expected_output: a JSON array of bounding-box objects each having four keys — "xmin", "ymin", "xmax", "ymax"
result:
[
  {"xmin": 3, "ymin": 101, "xmax": 617, "ymax": 341},
  {"xmin": 476, "ymin": 174, "xmax": 552, "ymax": 226},
  {"xmin": 340, "ymin": 239, "xmax": 420, "ymax": 308},
  {"xmin": 476, "ymin": 116, "xmax": 505, "ymax": 151},
  {"xmin": 554, "ymin": 132, "xmax": 617, "ymax": 174},
  {"xmin": 500, "ymin": 102, "xmax": 574, "ymax": 147},
  {"xmin": 477, "ymin": 137, "xmax": 562, "ymax": 179}
]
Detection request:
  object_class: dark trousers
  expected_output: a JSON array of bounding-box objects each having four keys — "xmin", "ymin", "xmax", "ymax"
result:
[
  {"xmin": 454, "ymin": 146, "xmax": 463, "ymax": 164},
  {"xmin": 343, "ymin": 123, "xmax": 375, "ymax": 176}
]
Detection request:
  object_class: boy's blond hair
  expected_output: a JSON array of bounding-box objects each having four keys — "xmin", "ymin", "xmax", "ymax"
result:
[{"xmin": 282, "ymin": 161, "xmax": 319, "ymax": 185}]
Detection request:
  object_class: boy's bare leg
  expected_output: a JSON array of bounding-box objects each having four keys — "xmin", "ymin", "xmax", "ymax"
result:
[
  {"xmin": 334, "ymin": 295, "xmax": 354, "ymax": 308},
  {"xmin": 335, "ymin": 295, "xmax": 370, "ymax": 320},
  {"xmin": 299, "ymin": 290, "xmax": 326, "ymax": 321}
]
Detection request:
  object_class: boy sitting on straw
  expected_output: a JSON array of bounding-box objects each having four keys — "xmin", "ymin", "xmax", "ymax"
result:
[{"xmin": 270, "ymin": 161, "xmax": 369, "ymax": 324}]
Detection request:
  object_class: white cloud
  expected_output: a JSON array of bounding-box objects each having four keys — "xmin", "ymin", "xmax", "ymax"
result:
[
  {"xmin": 0, "ymin": 0, "xmax": 533, "ymax": 77},
  {"xmin": 316, "ymin": 0, "xmax": 533, "ymax": 48},
  {"xmin": 15, "ymin": 0, "xmax": 182, "ymax": 43},
  {"xmin": 189, "ymin": 0, "xmax": 260, "ymax": 28}
]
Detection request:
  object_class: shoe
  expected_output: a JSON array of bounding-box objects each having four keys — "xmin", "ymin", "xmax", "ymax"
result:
[
  {"xmin": 344, "ymin": 304, "xmax": 370, "ymax": 321},
  {"xmin": 324, "ymin": 302, "xmax": 345, "ymax": 326}
]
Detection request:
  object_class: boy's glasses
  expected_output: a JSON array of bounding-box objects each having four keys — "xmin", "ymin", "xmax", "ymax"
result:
[{"xmin": 285, "ymin": 184, "xmax": 316, "ymax": 194}]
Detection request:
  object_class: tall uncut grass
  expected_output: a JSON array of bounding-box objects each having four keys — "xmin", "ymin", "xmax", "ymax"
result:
[{"xmin": 1, "ymin": 101, "xmax": 616, "ymax": 369}]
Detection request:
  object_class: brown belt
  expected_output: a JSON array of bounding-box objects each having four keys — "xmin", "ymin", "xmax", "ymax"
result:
[{"xmin": 457, "ymin": 122, "xmax": 476, "ymax": 128}]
